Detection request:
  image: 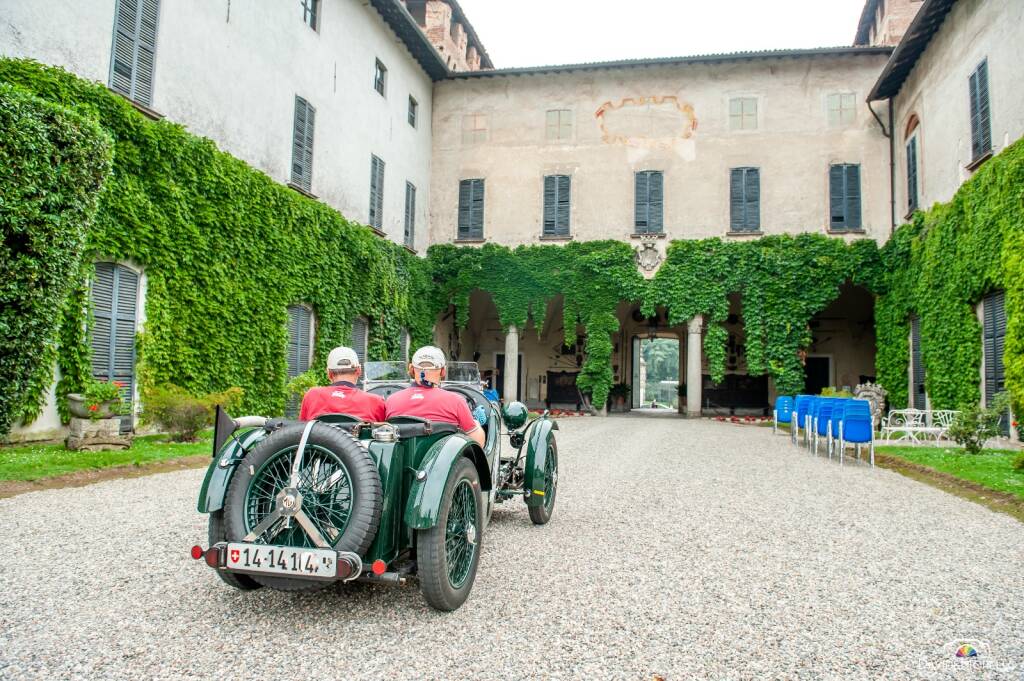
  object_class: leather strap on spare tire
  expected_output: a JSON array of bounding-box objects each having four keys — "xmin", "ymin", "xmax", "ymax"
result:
[{"xmin": 223, "ymin": 422, "xmax": 383, "ymax": 590}]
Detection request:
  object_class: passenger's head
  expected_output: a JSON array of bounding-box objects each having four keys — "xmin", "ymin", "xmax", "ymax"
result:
[
  {"xmin": 409, "ymin": 346, "xmax": 447, "ymax": 386},
  {"xmin": 326, "ymin": 346, "xmax": 361, "ymax": 383}
]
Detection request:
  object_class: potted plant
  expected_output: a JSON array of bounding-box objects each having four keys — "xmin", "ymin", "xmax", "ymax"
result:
[
  {"xmin": 607, "ymin": 383, "xmax": 632, "ymax": 412},
  {"xmin": 67, "ymin": 379, "xmax": 127, "ymax": 419}
]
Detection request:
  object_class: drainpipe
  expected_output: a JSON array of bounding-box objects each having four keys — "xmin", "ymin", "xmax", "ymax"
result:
[{"xmin": 868, "ymin": 97, "xmax": 896, "ymax": 235}]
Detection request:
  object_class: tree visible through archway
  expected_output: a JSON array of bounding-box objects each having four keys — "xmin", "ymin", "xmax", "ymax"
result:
[{"xmin": 638, "ymin": 337, "xmax": 679, "ymax": 408}]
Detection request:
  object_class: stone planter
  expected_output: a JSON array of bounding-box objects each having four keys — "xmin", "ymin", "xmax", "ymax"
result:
[{"xmin": 66, "ymin": 393, "xmax": 120, "ymax": 420}]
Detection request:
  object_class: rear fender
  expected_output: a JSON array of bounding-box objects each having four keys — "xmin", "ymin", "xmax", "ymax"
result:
[
  {"xmin": 196, "ymin": 427, "xmax": 268, "ymax": 513},
  {"xmin": 404, "ymin": 434, "xmax": 490, "ymax": 530},
  {"xmin": 524, "ymin": 417, "xmax": 558, "ymax": 507}
]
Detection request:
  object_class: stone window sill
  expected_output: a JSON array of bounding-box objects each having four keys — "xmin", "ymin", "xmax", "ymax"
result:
[
  {"xmin": 966, "ymin": 150, "xmax": 993, "ymax": 172},
  {"xmin": 403, "ymin": 244, "xmax": 417, "ymax": 255},
  {"xmin": 725, "ymin": 230, "xmax": 763, "ymax": 237},
  {"xmin": 287, "ymin": 182, "xmax": 319, "ymax": 200},
  {"xmin": 368, "ymin": 226, "xmax": 386, "ymax": 238},
  {"xmin": 630, "ymin": 232, "xmax": 666, "ymax": 239},
  {"xmin": 904, "ymin": 207, "xmax": 919, "ymax": 221},
  {"xmin": 827, "ymin": 228, "xmax": 867, "ymax": 235},
  {"xmin": 109, "ymin": 89, "xmax": 164, "ymax": 120},
  {"xmin": 539, "ymin": 234, "xmax": 573, "ymax": 241},
  {"xmin": 454, "ymin": 237, "xmax": 486, "ymax": 244}
]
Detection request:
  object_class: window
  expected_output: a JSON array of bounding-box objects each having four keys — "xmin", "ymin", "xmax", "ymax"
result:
[
  {"xmin": 408, "ymin": 96, "xmax": 418, "ymax": 128},
  {"xmin": 968, "ymin": 59, "xmax": 991, "ymax": 162},
  {"xmin": 109, "ymin": 0, "xmax": 161, "ymax": 107},
  {"xmin": 982, "ymin": 290, "xmax": 1008, "ymax": 435},
  {"xmin": 457, "ymin": 179, "xmax": 485, "ymax": 239},
  {"xmin": 369, "ymin": 155, "xmax": 384, "ymax": 231},
  {"xmin": 286, "ymin": 305, "xmax": 314, "ymax": 380},
  {"xmin": 729, "ymin": 97, "xmax": 757, "ymax": 131},
  {"xmin": 351, "ymin": 317, "xmax": 369, "ymax": 366},
  {"xmin": 634, "ymin": 171, "xmax": 664, "ymax": 234},
  {"xmin": 462, "ymin": 113, "xmax": 488, "ymax": 144},
  {"xmin": 291, "ymin": 96, "xmax": 316, "ymax": 192},
  {"xmin": 301, "ymin": 0, "xmax": 319, "ymax": 29},
  {"xmin": 91, "ymin": 262, "xmax": 139, "ymax": 434},
  {"xmin": 374, "ymin": 59, "xmax": 387, "ymax": 96},
  {"xmin": 542, "ymin": 175, "xmax": 571, "ymax": 237},
  {"xmin": 910, "ymin": 315, "xmax": 925, "ymax": 409},
  {"xmin": 827, "ymin": 93, "xmax": 856, "ymax": 126},
  {"xmin": 546, "ymin": 109, "xmax": 572, "ymax": 141},
  {"xmin": 400, "ymin": 328, "xmax": 411, "ymax": 363},
  {"xmin": 404, "ymin": 182, "xmax": 416, "ymax": 248},
  {"xmin": 906, "ymin": 135, "xmax": 919, "ymax": 214},
  {"xmin": 828, "ymin": 164, "xmax": 862, "ymax": 231},
  {"xmin": 729, "ymin": 167, "xmax": 760, "ymax": 232}
]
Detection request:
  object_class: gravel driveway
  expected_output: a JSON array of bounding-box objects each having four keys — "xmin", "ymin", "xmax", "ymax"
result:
[{"xmin": 2, "ymin": 416, "xmax": 1022, "ymax": 680}]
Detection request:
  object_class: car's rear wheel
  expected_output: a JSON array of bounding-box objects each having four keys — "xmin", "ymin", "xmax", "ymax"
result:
[
  {"xmin": 224, "ymin": 423, "xmax": 382, "ymax": 591},
  {"xmin": 528, "ymin": 439, "xmax": 557, "ymax": 525},
  {"xmin": 416, "ymin": 457, "xmax": 482, "ymax": 611}
]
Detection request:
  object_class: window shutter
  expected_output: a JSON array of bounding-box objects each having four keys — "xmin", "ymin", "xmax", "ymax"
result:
[
  {"xmin": 983, "ymin": 290, "xmax": 1008, "ymax": 434},
  {"xmin": 977, "ymin": 61, "xmax": 991, "ymax": 157},
  {"xmin": 110, "ymin": 0, "xmax": 160, "ymax": 106},
  {"xmin": 286, "ymin": 306, "xmax": 312, "ymax": 378},
  {"xmin": 369, "ymin": 156, "xmax": 384, "ymax": 230},
  {"xmin": 404, "ymin": 182, "xmax": 415, "ymax": 247},
  {"xmin": 845, "ymin": 164, "xmax": 861, "ymax": 230},
  {"xmin": 91, "ymin": 263, "xmax": 139, "ymax": 434},
  {"xmin": 90, "ymin": 263, "xmax": 116, "ymax": 381},
  {"xmin": 542, "ymin": 175, "xmax": 557, "ymax": 235},
  {"xmin": 458, "ymin": 180, "xmax": 472, "ymax": 238},
  {"xmin": 648, "ymin": 172, "xmax": 663, "ymax": 233},
  {"xmin": 303, "ymin": 103, "xmax": 315, "ymax": 191},
  {"xmin": 352, "ymin": 317, "xmax": 368, "ymax": 365},
  {"xmin": 911, "ymin": 316, "xmax": 925, "ymax": 409},
  {"xmin": 470, "ymin": 179, "xmax": 484, "ymax": 238},
  {"xmin": 291, "ymin": 97, "xmax": 314, "ymax": 192},
  {"xmin": 969, "ymin": 70, "xmax": 982, "ymax": 158},
  {"xmin": 745, "ymin": 168, "xmax": 760, "ymax": 232},
  {"xmin": 634, "ymin": 172, "xmax": 649, "ymax": 232},
  {"xmin": 556, "ymin": 174, "xmax": 571, "ymax": 235},
  {"xmin": 829, "ymin": 165, "xmax": 845, "ymax": 230},
  {"xmin": 729, "ymin": 169, "xmax": 744, "ymax": 231},
  {"xmin": 907, "ymin": 138, "xmax": 918, "ymax": 213}
]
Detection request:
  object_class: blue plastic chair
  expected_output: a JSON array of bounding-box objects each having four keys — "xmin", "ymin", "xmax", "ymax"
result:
[
  {"xmin": 828, "ymin": 399, "xmax": 853, "ymax": 457},
  {"xmin": 792, "ymin": 395, "xmax": 812, "ymax": 445},
  {"xmin": 805, "ymin": 397, "xmax": 822, "ymax": 450},
  {"xmin": 814, "ymin": 400, "xmax": 835, "ymax": 455},
  {"xmin": 837, "ymin": 400, "xmax": 874, "ymax": 466},
  {"xmin": 773, "ymin": 396, "xmax": 794, "ymax": 434}
]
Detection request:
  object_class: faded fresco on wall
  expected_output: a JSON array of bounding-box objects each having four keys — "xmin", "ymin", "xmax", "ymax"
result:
[{"xmin": 594, "ymin": 95, "xmax": 697, "ymax": 151}]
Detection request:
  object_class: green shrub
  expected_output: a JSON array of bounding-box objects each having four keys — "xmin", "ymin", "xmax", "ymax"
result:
[
  {"xmin": 947, "ymin": 393, "xmax": 1011, "ymax": 454},
  {"xmin": 142, "ymin": 384, "xmax": 243, "ymax": 442},
  {"xmin": 821, "ymin": 387, "xmax": 855, "ymax": 397},
  {"xmin": 285, "ymin": 369, "xmax": 325, "ymax": 401},
  {"xmin": 0, "ymin": 83, "xmax": 112, "ymax": 435},
  {"xmin": 1013, "ymin": 452, "xmax": 1024, "ymax": 472}
]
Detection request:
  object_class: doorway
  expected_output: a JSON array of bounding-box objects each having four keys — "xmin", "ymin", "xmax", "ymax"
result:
[
  {"xmin": 804, "ymin": 356, "xmax": 831, "ymax": 396},
  {"xmin": 90, "ymin": 263, "xmax": 139, "ymax": 434},
  {"xmin": 632, "ymin": 336, "xmax": 680, "ymax": 409}
]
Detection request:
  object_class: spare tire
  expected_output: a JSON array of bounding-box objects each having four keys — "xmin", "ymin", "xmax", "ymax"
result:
[{"xmin": 224, "ymin": 422, "xmax": 382, "ymax": 591}]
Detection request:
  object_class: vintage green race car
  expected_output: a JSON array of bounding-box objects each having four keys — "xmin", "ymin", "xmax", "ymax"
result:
[{"xmin": 191, "ymin": 362, "xmax": 558, "ymax": 611}]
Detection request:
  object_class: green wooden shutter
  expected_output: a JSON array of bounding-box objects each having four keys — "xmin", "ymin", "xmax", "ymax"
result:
[
  {"xmin": 969, "ymin": 60, "xmax": 991, "ymax": 160},
  {"xmin": 906, "ymin": 137, "xmax": 918, "ymax": 213},
  {"xmin": 542, "ymin": 175, "xmax": 557, "ymax": 236},
  {"xmin": 369, "ymin": 155, "xmax": 384, "ymax": 230},
  {"xmin": 845, "ymin": 164, "xmax": 861, "ymax": 230},
  {"xmin": 745, "ymin": 168, "xmax": 760, "ymax": 231},
  {"xmin": 458, "ymin": 180, "xmax": 472, "ymax": 238},
  {"xmin": 351, "ymin": 317, "xmax": 368, "ymax": 365},
  {"xmin": 729, "ymin": 169, "xmax": 744, "ymax": 231},
  {"xmin": 542, "ymin": 175, "xmax": 571, "ymax": 236},
  {"xmin": 404, "ymin": 182, "xmax": 416, "ymax": 247},
  {"xmin": 110, "ymin": 0, "xmax": 160, "ymax": 106},
  {"xmin": 469, "ymin": 179, "xmax": 484, "ymax": 238},
  {"xmin": 291, "ymin": 97, "xmax": 315, "ymax": 192},
  {"xmin": 634, "ymin": 172, "xmax": 649, "ymax": 232},
  {"xmin": 983, "ymin": 290, "xmax": 1008, "ymax": 435},
  {"xmin": 648, "ymin": 172, "xmax": 663, "ymax": 233},
  {"xmin": 91, "ymin": 263, "xmax": 139, "ymax": 433},
  {"xmin": 829, "ymin": 164, "xmax": 846, "ymax": 230},
  {"xmin": 911, "ymin": 316, "xmax": 925, "ymax": 409}
]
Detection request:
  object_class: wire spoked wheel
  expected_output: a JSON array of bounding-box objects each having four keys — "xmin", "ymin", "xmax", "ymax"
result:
[
  {"xmin": 528, "ymin": 439, "xmax": 557, "ymax": 525},
  {"xmin": 444, "ymin": 478, "xmax": 478, "ymax": 589},
  {"xmin": 417, "ymin": 456, "xmax": 482, "ymax": 611},
  {"xmin": 224, "ymin": 423, "xmax": 382, "ymax": 592}
]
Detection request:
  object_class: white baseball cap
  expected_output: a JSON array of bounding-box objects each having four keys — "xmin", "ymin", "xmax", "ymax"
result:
[
  {"xmin": 327, "ymin": 346, "xmax": 360, "ymax": 370},
  {"xmin": 411, "ymin": 345, "xmax": 447, "ymax": 369}
]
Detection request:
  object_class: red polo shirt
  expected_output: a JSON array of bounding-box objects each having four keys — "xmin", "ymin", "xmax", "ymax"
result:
[
  {"xmin": 299, "ymin": 382, "xmax": 385, "ymax": 422},
  {"xmin": 384, "ymin": 384, "xmax": 479, "ymax": 433}
]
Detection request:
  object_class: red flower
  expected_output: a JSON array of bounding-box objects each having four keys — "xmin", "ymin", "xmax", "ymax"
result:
[
  {"xmin": 88, "ymin": 404, "xmax": 98, "ymax": 412},
  {"xmin": 113, "ymin": 381, "xmax": 125, "ymax": 388}
]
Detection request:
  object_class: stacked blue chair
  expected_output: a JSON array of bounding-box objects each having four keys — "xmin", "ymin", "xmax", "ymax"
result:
[
  {"xmin": 813, "ymin": 400, "xmax": 835, "ymax": 455},
  {"xmin": 804, "ymin": 397, "xmax": 821, "ymax": 450},
  {"xmin": 827, "ymin": 398, "xmax": 853, "ymax": 458},
  {"xmin": 836, "ymin": 399, "xmax": 875, "ymax": 466},
  {"xmin": 792, "ymin": 395, "xmax": 812, "ymax": 445},
  {"xmin": 773, "ymin": 396, "xmax": 794, "ymax": 434}
]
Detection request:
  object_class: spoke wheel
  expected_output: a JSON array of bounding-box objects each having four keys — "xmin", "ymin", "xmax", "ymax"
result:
[
  {"xmin": 528, "ymin": 439, "xmax": 557, "ymax": 525},
  {"xmin": 417, "ymin": 457, "xmax": 482, "ymax": 611},
  {"xmin": 224, "ymin": 423, "xmax": 382, "ymax": 592}
]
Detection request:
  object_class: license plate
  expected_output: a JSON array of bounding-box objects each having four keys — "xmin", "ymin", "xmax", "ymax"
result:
[{"xmin": 225, "ymin": 543, "xmax": 337, "ymax": 580}]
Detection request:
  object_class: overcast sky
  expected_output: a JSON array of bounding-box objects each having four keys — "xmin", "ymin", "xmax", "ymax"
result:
[{"xmin": 456, "ymin": 0, "xmax": 869, "ymax": 69}]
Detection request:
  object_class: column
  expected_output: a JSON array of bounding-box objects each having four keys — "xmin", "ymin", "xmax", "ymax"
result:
[
  {"xmin": 678, "ymin": 332, "xmax": 686, "ymax": 414},
  {"xmin": 686, "ymin": 315, "xmax": 703, "ymax": 417},
  {"xmin": 504, "ymin": 324, "xmax": 519, "ymax": 402}
]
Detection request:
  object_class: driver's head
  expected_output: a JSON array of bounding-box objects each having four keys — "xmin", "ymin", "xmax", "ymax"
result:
[
  {"xmin": 326, "ymin": 346, "xmax": 362, "ymax": 383},
  {"xmin": 409, "ymin": 346, "xmax": 447, "ymax": 386}
]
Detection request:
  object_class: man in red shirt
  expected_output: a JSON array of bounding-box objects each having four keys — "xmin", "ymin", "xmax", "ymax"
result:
[
  {"xmin": 385, "ymin": 346, "xmax": 485, "ymax": 447},
  {"xmin": 299, "ymin": 346, "xmax": 385, "ymax": 422}
]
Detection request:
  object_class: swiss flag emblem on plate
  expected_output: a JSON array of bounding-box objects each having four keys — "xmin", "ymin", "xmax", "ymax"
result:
[{"xmin": 230, "ymin": 549, "xmax": 240, "ymax": 563}]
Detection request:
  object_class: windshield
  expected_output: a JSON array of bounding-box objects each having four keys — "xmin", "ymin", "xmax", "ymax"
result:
[
  {"xmin": 362, "ymin": 361, "xmax": 408, "ymax": 384},
  {"xmin": 444, "ymin": 362, "xmax": 482, "ymax": 385}
]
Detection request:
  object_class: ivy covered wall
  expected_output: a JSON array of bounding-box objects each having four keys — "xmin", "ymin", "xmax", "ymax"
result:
[
  {"xmin": 875, "ymin": 139, "xmax": 1024, "ymax": 414},
  {"xmin": 1, "ymin": 59, "xmax": 435, "ymax": 430}
]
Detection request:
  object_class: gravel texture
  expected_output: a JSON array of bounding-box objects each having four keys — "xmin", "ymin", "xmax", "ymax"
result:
[{"xmin": 2, "ymin": 416, "xmax": 1023, "ymax": 680}]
